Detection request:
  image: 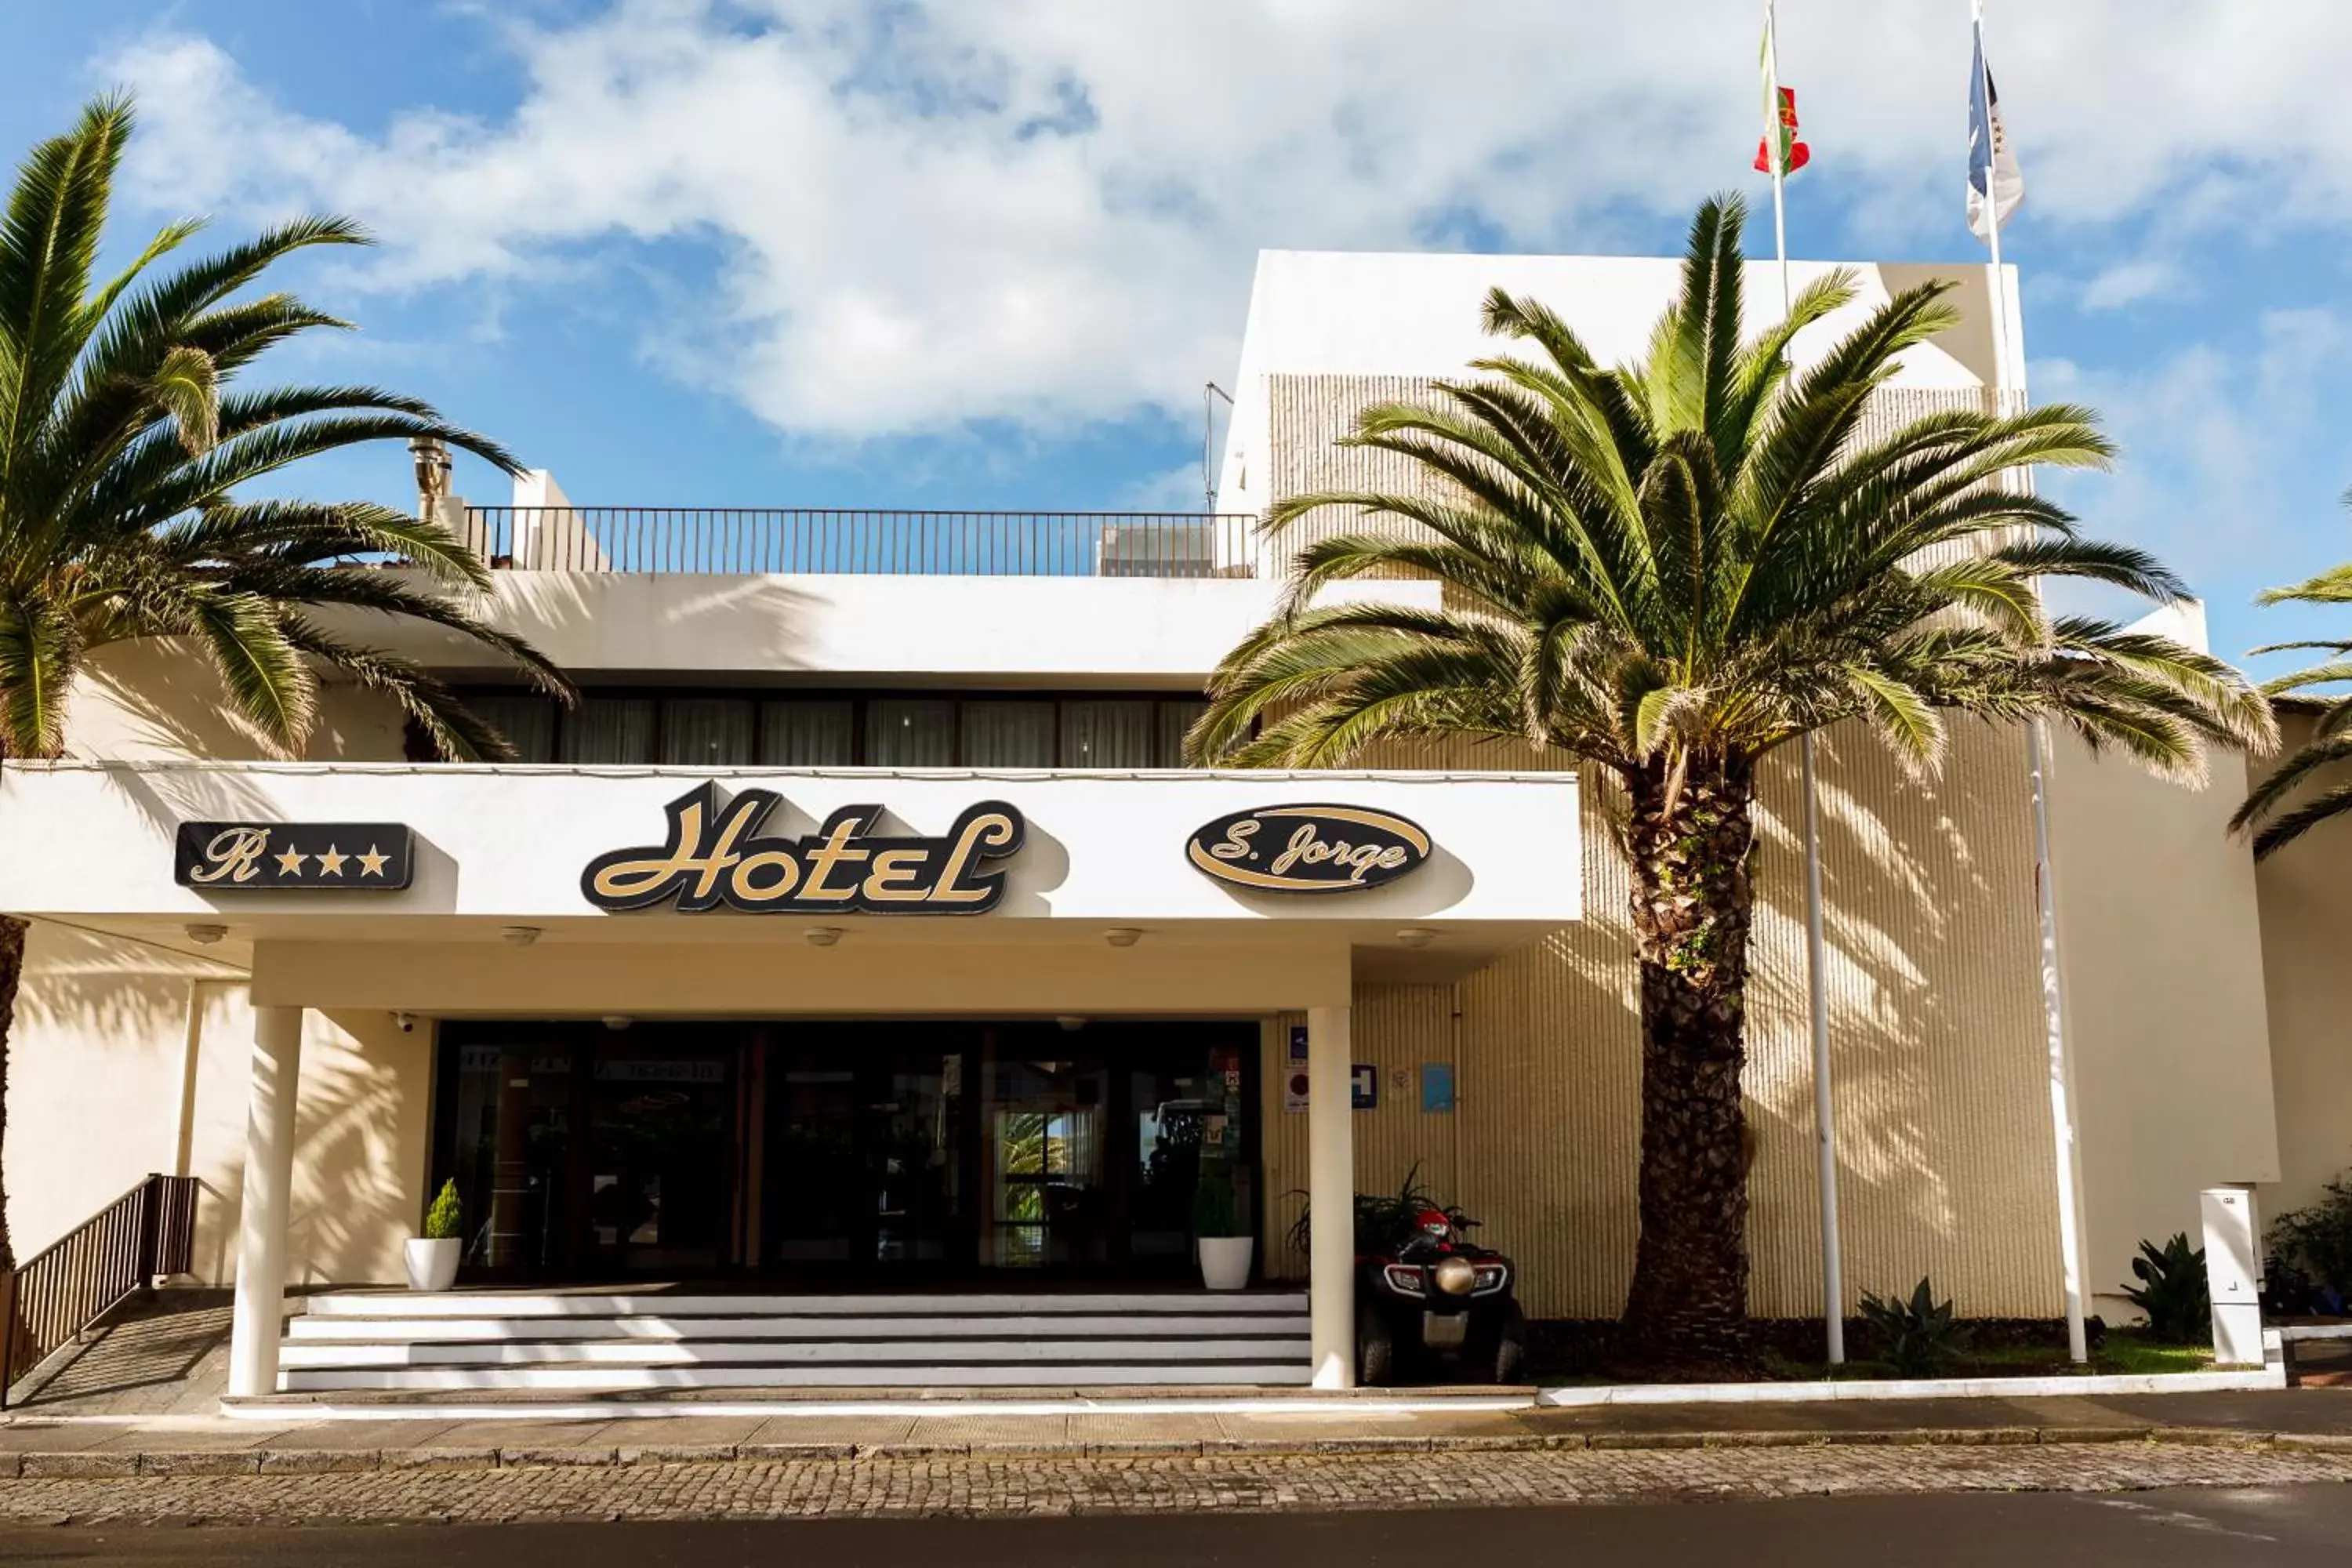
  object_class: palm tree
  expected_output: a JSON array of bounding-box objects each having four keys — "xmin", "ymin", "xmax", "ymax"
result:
[
  {"xmin": 0, "ymin": 96, "xmax": 573, "ymax": 1272},
  {"xmin": 1186, "ymin": 195, "xmax": 2273, "ymax": 1359},
  {"xmin": 2232, "ymin": 494, "xmax": 2352, "ymax": 858}
]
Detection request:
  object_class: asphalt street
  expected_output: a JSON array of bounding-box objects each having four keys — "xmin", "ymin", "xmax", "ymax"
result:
[{"xmin": 5, "ymin": 1485, "xmax": 2351, "ymax": 1567}]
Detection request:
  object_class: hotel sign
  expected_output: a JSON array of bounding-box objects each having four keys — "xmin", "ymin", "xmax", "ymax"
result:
[
  {"xmin": 174, "ymin": 822, "xmax": 415, "ymax": 890},
  {"xmin": 583, "ymin": 783, "xmax": 1024, "ymax": 915},
  {"xmin": 1187, "ymin": 804, "xmax": 1430, "ymax": 894}
]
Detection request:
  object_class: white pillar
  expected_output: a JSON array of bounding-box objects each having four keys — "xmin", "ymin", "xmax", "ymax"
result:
[
  {"xmin": 227, "ymin": 1005, "xmax": 303, "ymax": 1399},
  {"xmin": 1306, "ymin": 1004, "xmax": 1355, "ymax": 1390}
]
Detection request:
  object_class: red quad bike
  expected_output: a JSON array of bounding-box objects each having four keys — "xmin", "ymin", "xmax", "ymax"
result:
[{"xmin": 1356, "ymin": 1204, "xmax": 1526, "ymax": 1385}]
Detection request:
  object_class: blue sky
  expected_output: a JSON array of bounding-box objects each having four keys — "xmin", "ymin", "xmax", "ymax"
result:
[{"xmin": 7, "ymin": 0, "xmax": 2350, "ymax": 671}]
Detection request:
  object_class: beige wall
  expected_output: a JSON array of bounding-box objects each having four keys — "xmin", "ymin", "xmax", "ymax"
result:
[
  {"xmin": 2049, "ymin": 733, "xmax": 2280, "ymax": 1320},
  {"xmin": 2254, "ymin": 711, "xmax": 2352, "ymax": 1224},
  {"xmin": 1254, "ymin": 719, "xmax": 2071, "ymax": 1322},
  {"xmin": 64, "ymin": 639, "xmax": 407, "ymax": 763},
  {"xmin": 6, "ymin": 920, "xmax": 434, "ymax": 1286}
]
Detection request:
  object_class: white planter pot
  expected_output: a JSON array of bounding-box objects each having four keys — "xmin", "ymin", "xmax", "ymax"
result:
[
  {"xmin": 1199, "ymin": 1235, "xmax": 1254, "ymax": 1291},
  {"xmin": 404, "ymin": 1237, "xmax": 460, "ymax": 1291}
]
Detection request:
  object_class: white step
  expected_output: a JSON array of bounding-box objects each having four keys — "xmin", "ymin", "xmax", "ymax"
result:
[
  {"xmin": 298, "ymin": 1291, "xmax": 1308, "ymax": 1319},
  {"xmin": 286, "ymin": 1312, "xmax": 1307, "ymax": 1343},
  {"xmin": 279, "ymin": 1363, "xmax": 1315, "ymax": 1392},
  {"xmin": 277, "ymin": 1290, "xmax": 1315, "ymax": 1394},
  {"xmin": 280, "ymin": 1336, "xmax": 1310, "ymax": 1368}
]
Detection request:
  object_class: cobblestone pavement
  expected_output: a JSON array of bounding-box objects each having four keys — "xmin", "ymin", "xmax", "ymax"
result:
[{"xmin": 2, "ymin": 1440, "xmax": 2349, "ymax": 1526}]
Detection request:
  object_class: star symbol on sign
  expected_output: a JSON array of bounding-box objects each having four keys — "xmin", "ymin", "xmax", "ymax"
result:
[
  {"xmin": 314, "ymin": 845, "xmax": 348, "ymax": 877},
  {"xmin": 357, "ymin": 845, "xmax": 390, "ymax": 877},
  {"xmin": 274, "ymin": 849, "xmax": 308, "ymax": 877}
]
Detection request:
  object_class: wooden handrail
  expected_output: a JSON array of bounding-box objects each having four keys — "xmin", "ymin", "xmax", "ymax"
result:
[{"xmin": 0, "ymin": 1173, "xmax": 197, "ymax": 1409}]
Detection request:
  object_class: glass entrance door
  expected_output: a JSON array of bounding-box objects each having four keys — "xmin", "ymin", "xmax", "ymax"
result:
[
  {"xmin": 583, "ymin": 1028, "xmax": 736, "ymax": 1273},
  {"xmin": 760, "ymin": 1027, "xmax": 975, "ymax": 1276},
  {"xmin": 437, "ymin": 1018, "xmax": 1260, "ymax": 1283}
]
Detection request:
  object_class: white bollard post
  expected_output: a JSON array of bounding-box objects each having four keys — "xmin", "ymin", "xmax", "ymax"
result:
[{"xmin": 2201, "ymin": 1185, "xmax": 2265, "ymax": 1367}]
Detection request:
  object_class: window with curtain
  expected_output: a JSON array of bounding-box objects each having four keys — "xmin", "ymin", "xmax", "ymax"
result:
[
  {"xmin": 659, "ymin": 698, "xmax": 754, "ymax": 765},
  {"xmin": 866, "ymin": 699, "xmax": 956, "ymax": 767},
  {"xmin": 1156, "ymin": 699, "xmax": 1208, "ymax": 768},
  {"xmin": 759, "ymin": 701, "xmax": 855, "ymax": 766},
  {"xmin": 467, "ymin": 696, "xmax": 557, "ymax": 763},
  {"xmin": 960, "ymin": 701, "xmax": 1056, "ymax": 768},
  {"xmin": 1060, "ymin": 701, "xmax": 1155, "ymax": 768},
  {"xmin": 560, "ymin": 698, "xmax": 656, "ymax": 764}
]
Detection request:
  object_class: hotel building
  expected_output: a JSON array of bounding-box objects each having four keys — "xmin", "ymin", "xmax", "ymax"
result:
[{"xmin": 0, "ymin": 251, "xmax": 2335, "ymax": 1399}]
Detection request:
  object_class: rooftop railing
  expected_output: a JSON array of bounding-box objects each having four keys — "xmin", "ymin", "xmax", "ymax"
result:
[{"xmin": 463, "ymin": 507, "xmax": 1267, "ymax": 578}]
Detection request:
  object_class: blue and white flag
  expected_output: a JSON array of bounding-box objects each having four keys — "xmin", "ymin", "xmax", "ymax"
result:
[{"xmin": 1967, "ymin": 27, "xmax": 2024, "ymax": 240}]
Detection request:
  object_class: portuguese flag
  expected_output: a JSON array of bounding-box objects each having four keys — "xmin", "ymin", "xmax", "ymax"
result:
[
  {"xmin": 1755, "ymin": 85, "xmax": 1810, "ymax": 176},
  {"xmin": 1755, "ymin": 14, "xmax": 1810, "ymax": 177}
]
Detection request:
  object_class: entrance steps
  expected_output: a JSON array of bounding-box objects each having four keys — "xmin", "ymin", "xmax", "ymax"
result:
[{"xmin": 276, "ymin": 1290, "xmax": 1315, "ymax": 1392}]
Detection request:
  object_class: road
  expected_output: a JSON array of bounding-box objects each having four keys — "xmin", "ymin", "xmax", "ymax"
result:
[{"xmin": 7, "ymin": 1486, "xmax": 2352, "ymax": 1566}]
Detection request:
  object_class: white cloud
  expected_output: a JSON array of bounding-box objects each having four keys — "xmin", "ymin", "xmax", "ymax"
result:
[
  {"xmin": 2035, "ymin": 307, "xmax": 2352, "ymax": 630},
  {"xmin": 2078, "ymin": 258, "xmax": 2183, "ymax": 312},
  {"xmin": 100, "ymin": 1, "xmax": 2352, "ymax": 440}
]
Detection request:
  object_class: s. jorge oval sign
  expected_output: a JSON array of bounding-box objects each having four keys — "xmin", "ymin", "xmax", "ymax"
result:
[{"xmin": 1187, "ymin": 804, "xmax": 1432, "ymax": 895}]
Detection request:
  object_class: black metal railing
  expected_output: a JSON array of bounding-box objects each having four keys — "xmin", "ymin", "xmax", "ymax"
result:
[
  {"xmin": 462, "ymin": 507, "xmax": 1265, "ymax": 577},
  {"xmin": 0, "ymin": 1173, "xmax": 197, "ymax": 1408}
]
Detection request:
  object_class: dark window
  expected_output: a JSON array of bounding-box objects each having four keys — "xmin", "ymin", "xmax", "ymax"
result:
[{"xmin": 448, "ymin": 688, "xmax": 1219, "ymax": 768}]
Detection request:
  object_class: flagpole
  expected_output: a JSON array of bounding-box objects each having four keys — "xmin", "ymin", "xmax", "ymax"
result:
[
  {"xmin": 1764, "ymin": 0, "xmax": 1846, "ymax": 1370},
  {"xmin": 1973, "ymin": 0, "xmax": 2089, "ymax": 1366}
]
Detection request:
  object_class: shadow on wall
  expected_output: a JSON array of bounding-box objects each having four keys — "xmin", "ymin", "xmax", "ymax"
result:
[
  {"xmin": 72, "ymin": 640, "xmax": 407, "ymax": 764},
  {"xmin": 276, "ymin": 1008, "xmax": 435, "ymax": 1287},
  {"xmin": 1345, "ymin": 718, "xmax": 2060, "ymax": 1323},
  {"xmin": 6, "ymin": 924, "xmax": 242, "ymax": 1260}
]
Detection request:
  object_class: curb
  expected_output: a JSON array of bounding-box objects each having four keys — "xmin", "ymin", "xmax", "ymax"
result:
[{"xmin": 0, "ymin": 1424, "xmax": 2317, "ymax": 1478}]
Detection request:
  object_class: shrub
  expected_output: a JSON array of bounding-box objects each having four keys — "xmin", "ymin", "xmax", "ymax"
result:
[
  {"xmin": 423, "ymin": 1179, "xmax": 463, "ymax": 1242},
  {"xmin": 2268, "ymin": 1175, "xmax": 2352, "ymax": 1315},
  {"xmin": 1192, "ymin": 1174, "xmax": 1243, "ymax": 1239},
  {"xmin": 2120, "ymin": 1233, "xmax": 2211, "ymax": 1343},
  {"xmin": 1857, "ymin": 1277, "xmax": 1973, "ymax": 1377},
  {"xmin": 1283, "ymin": 1163, "xmax": 1479, "ymax": 1256}
]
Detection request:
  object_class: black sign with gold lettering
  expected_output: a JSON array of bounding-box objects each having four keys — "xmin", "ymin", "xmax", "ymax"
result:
[
  {"xmin": 174, "ymin": 822, "xmax": 415, "ymax": 891},
  {"xmin": 1187, "ymin": 804, "xmax": 1430, "ymax": 894},
  {"xmin": 583, "ymin": 784, "xmax": 1024, "ymax": 915}
]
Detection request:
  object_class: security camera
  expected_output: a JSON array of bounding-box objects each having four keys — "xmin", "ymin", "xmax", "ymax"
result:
[{"xmin": 393, "ymin": 1011, "xmax": 416, "ymax": 1033}]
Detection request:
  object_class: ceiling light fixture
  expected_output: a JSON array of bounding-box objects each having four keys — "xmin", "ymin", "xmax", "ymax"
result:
[
  {"xmin": 184, "ymin": 923, "xmax": 228, "ymax": 946},
  {"xmin": 501, "ymin": 925, "xmax": 542, "ymax": 947},
  {"xmin": 1104, "ymin": 927, "xmax": 1142, "ymax": 948},
  {"xmin": 805, "ymin": 927, "xmax": 844, "ymax": 948},
  {"xmin": 1396, "ymin": 928, "xmax": 1439, "ymax": 949}
]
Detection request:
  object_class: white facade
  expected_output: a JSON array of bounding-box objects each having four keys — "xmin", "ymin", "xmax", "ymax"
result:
[{"xmin": 0, "ymin": 241, "xmax": 2314, "ymax": 1404}]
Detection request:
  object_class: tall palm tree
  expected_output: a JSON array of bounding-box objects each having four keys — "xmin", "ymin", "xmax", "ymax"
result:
[
  {"xmin": 2232, "ymin": 493, "xmax": 2352, "ymax": 858},
  {"xmin": 1187, "ymin": 195, "xmax": 2273, "ymax": 1359},
  {"xmin": 0, "ymin": 96, "xmax": 572, "ymax": 1273}
]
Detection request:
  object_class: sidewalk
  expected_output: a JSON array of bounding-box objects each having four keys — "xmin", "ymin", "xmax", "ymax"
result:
[
  {"xmin": 9, "ymin": 1388, "xmax": 2352, "ymax": 1476},
  {"xmin": 9, "ymin": 1292, "xmax": 2351, "ymax": 1474}
]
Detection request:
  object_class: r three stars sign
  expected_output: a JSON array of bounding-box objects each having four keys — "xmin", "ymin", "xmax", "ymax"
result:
[{"xmin": 174, "ymin": 822, "xmax": 415, "ymax": 891}]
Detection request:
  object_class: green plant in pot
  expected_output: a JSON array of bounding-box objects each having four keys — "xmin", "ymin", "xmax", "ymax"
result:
[
  {"xmin": 1194, "ymin": 1174, "xmax": 1253, "ymax": 1290},
  {"xmin": 406, "ymin": 1179, "xmax": 464, "ymax": 1291}
]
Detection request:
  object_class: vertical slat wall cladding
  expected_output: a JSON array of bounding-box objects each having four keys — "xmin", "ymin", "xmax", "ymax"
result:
[{"xmin": 1254, "ymin": 371, "xmax": 2063, "ymax": 1319}]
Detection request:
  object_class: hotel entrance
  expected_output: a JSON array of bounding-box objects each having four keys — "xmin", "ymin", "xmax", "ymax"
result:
[{"xmin": 430, "ymin": 1019, "xmax": 1261, "ymax": 1283}]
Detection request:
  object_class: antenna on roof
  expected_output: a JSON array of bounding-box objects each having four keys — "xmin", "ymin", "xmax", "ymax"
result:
[{"xmin": 1202, "ymin": 382, "xmax": 1234, "ymax": 513}]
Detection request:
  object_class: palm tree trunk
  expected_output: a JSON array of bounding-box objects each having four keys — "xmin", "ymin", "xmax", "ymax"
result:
[
  {"xmin": 0, "ymin": 912, "xmax": 21, "ymax": 1273},
  {"xmin": 1619, "ymin": 753, "xmax": 1759, "ymax": 1360}
]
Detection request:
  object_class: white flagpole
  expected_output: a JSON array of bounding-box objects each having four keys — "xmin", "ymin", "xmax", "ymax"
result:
[
  {"xmin": 1973, "ymin": 0, "xmax": 2089, "ymax": 1366},
  {"xmin": 1764, "ymin": 0, "xmax": 1846, "ymax": 1370}
]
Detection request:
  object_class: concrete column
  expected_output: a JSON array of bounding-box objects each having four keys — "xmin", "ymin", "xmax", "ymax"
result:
[
  {"xmin": 227, "ymin": 1006, "xmax": 304, "ymax": 1399},
  {"xmin": 1306, "ymin": 1004, "xmax": 1355, "ymax": 1390}
]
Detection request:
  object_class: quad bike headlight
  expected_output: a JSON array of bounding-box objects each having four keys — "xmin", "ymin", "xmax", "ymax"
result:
[{"xmin": 1431, "ymin": 1255, "xmax": 1479, "ymax": 1296}]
